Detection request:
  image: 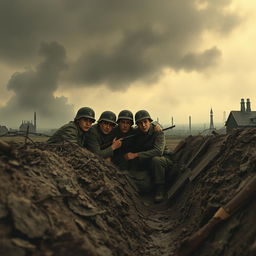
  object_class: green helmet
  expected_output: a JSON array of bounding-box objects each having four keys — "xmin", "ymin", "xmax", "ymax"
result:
[
  {"xmin": 75, "ymin": 107, "xmax": 95, "ymax": 122},
  {"xmin": 98, "ymin": 111, "xmax": 117, "ymax": 125},
  {"xmin": 135, "ymin": 110, "xmax": 153, "ymax": 124},
  {"xmin": 117, "ymin": 110, "xmax": 134, "ymax": 125}
]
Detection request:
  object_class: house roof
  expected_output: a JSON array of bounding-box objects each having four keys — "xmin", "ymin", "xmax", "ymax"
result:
[
  {"xmin": 227, "ymin": 111, "xmax": 256, "ymax": 126},
  {"xmin": 19, "ymin": 122, "xmax": 35, "ymax": 129}
]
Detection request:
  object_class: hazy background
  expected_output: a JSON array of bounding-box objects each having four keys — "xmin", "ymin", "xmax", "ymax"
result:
[{"xmin": 0, "ymin": 0, "xmax": 255, "ymax": 129}]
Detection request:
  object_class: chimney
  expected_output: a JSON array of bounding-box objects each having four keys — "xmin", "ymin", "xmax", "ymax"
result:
[
  {"xmin": 34, "ymin": 112, "xmax": 37, "ymax": 132},
  {"xmin": 209, "ymin": 108, "xmax": 214, "ymax": 130},
  {"xmin": 246, "ymin": 98, "xmax": 251, "ymax": 112},
  {"xmin": 240, "ymin": 98, "xmax": 245, "ymax": 112}
]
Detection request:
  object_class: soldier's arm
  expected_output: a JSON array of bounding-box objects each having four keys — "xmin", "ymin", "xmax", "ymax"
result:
[
  {"xmin": 61, "ymin": 125, "xmax": 80, "ymax": 143},
  {"xmin": 137, "ymin": 131, "xmax": 165, "ymax": 159},
  {"xmin": 86, "ymin": 130, "xmax": 114, "ymax": 158},
  {"xmin": 47, "ymin": 124, "xmax": 79, "ymax": 144}
]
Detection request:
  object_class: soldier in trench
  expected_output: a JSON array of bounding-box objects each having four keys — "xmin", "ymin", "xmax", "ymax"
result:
[
  {"xmin": 124, "ymin": 110, "xmax": 173, "ymax": 203},
  {"xmin": 86, "ymin": 111, "xmax": 122, "ymax": 160},
  {"xmin": 111, "ymin": 110, "xmax": 163, "ymax": 171},
  {"xmin": 111, "ymin": 110, "xmax": 136, "ymax": 170},
  {"xmin": 86, "ymin": 109, "xmax": 162, "ymax": 166},
  {"xmin": 47, "ymin": 107, "xmax": 96, "ymax": 147}
]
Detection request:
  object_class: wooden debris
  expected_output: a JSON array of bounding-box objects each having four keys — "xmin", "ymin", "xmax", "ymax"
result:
[{"xmin": 175, "ymin": 175, "xmax": 256, "ymax": 256}]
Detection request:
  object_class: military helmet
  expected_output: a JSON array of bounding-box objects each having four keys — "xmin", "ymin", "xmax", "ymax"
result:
[
  {"xmin": 135, "ymin": 110, "xmax": 153, "ymax": 124},
  {"xmin": 98, "ymin": 111, "xmax": 117, "ymax": 125},
  {"xmin": 74, "ymin": 107, "xmax": 96, "ymax": 122},
  {"xmin": 117, "ymin": 110, "xmax": 134, "ymax": 124}
]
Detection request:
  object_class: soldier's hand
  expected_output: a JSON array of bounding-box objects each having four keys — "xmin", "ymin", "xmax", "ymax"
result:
[
  {"xmin": 111, "ymin": 137, "xmax": 122, "ymax": 150},
  {"xmin": 124, "ymin": 152, "xmax": 138, "ymax": 160},
  {"xmin": 154, "ymin": 124, "xmax": 162, "ymax": 132}
]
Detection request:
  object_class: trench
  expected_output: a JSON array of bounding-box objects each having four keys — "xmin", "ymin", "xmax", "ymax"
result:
[{"xmin": 1, "ymin": 129, "xmax": 256, "ymax": 256}]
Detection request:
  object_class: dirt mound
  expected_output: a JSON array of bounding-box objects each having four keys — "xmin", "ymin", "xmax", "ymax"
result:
[
  {"xmin": 0, "ymin": 142, "xmax": 152, "ymax": 256},
  {"xmin": 1, "ymin": 128, "xmax": 256, "ymax": 256}
]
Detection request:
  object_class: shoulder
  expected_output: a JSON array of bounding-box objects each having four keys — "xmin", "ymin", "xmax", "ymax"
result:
[
  {"xmin": 111, "ymin": 126, "xmax": 119, "ymax": 137},
  {"xmin": 87, "ymin": 124, "xmax": 100, "ymax": 136},
  {"xmin": 60, "ymin": 121, "xmax": 78, "ymax": 132}
]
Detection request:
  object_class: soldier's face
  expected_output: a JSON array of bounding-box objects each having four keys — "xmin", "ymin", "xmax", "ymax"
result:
[
  {"xmin": 78, "ymin": 118, "xmax": 94, "ymax": 132},
  {"xmin": 118, "ymin": 119, "xmax": 133, "ymax": 133},
  {"xmin": 137, "ymin": 119, "xmax": 151, "ymax": 133},
  {"xmin": 99, "ymin": 121, "xmax": 115, "ymax": 134}
]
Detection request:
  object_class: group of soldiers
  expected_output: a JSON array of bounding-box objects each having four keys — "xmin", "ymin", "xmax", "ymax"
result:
[{"xmin": 48, "ymin": 107, "xmax": 174, "ymax": 203}]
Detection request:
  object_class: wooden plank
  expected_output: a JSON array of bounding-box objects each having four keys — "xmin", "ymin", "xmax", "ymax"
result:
[
  {"xmin": 185, "ymin": 136, "xmax": 211, "ymax": 168},
  {"xmin": 167, "ymin": 136, "xmax": 226, "ymax": 200},
  {"xmin": 189, "ymin": 137, "xmax": 225, "ymax": 181},
  {"xmin": 167, "ymin": 168, "xmax": 191, "ymax": 199},
  {"xmin": 167, "ymin": 137, "xmax": 211, "ymax": 200}
]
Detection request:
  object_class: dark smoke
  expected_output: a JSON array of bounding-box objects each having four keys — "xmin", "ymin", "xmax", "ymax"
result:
[
  {"xmin": 0, "ymin": 42, "xmax": 74, "ymax": 129},
  {"xmin": 0, "ymin": 0, "xmax": 241, "ymax": 91}
]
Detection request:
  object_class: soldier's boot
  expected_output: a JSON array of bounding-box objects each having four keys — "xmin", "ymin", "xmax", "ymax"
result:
[{"xmin": 154, "ymin": 184, "xmax": 165, "ymax": 203}]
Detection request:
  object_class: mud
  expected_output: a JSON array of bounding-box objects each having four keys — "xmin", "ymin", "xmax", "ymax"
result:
[{"xmin": 0, "ymin": 128, "xmax": 256, "ymax": 256}]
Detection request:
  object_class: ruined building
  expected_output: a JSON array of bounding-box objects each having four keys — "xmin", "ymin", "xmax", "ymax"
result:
[
  {"xmin": 226, "ymin": 98, "xmax": 256, "ymax": 133},
  {"xmin": 19, "ymin": 112, "xmax": 37, "ymax": 133}
]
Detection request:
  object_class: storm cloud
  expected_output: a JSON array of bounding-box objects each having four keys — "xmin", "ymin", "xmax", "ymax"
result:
[
  {"xmin": 0, "ymin": 0, "xmax": 241, "ymax": 83},
  {"xmin": 0, "ymin": 42, "xmax": 74, "ymax": 128},
  {"xmin": 0, "ymin": 0, "xmax": 243, "ymax": 127}
]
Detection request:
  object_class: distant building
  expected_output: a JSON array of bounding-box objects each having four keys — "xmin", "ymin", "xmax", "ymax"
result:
[
  {"xmin": 226, "ymin": 98, "xmax": 256, "ymax": 133},
  {"xmin": 209, "ymin": 108, "xmax": 215, "ymax": 132},
  {"xmin": 19, "ymin": 121, "xmax": 36, "ymax": 133},
  {"xmin": 19, "ymin": 112, "xmax": 37, "ymax": 133},
  {"xmin": 198, "ymin": 109, "xmax": 217, "ymax": 135},
  {"xmin": 0, "ymin": 125, "xmax": 8, "ymax": 135}
]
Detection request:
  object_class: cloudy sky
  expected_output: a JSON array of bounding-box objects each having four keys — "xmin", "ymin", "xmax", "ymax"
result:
[{"xmin": 0, "ymin": 0, "xmax": 255, "ymax": 129}]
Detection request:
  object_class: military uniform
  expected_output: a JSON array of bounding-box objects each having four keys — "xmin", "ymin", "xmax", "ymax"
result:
[
  {"xmin": 112, "ymin": 126, "xmax": 136, "ymax": 170},
  {"xmin": 47, "ymin": 121, "xmax": 88, "ymax": 147},
  {"xmin": 86, "ymin": 124, "xmax": 115, "ymax": 158},
  {"xmin": 130, "ymin": 124, "xmax": 172, "ymax": 192}
]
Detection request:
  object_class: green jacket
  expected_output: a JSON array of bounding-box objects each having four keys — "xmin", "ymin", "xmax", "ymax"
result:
[
  {"xmin": 112, "ymin": 126, "xmax": 136, "ymax": 154},
  {"xmin": 47, "ymin": 121, "xmax": 87, "ymax": 147},
  {"xmin": 86, "ymin": 124, "xmax": 114, "ymax": 158},
  {"xmin": 134, "ymin": 124, "xmax": 169, "ymax": 159}
]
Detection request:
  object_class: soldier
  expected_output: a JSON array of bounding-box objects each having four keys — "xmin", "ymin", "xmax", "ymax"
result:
[
  {"xmin": 112, "ymin": 110, "xmax": 164, "ymax": 170},
  {"xmin": 47, "ymin": 107, "xmax": 95, "ymax": 147},
  {"xmin": 124, "ymin": 110, "xmax": 173, "ymax": 203},
  {"xmin": 86, "ymin": 111, "xmax": 122, "ymax": 159},
  {"xmin": 112, "ymin": 110, "xmax": 135, "ymax": 170}
]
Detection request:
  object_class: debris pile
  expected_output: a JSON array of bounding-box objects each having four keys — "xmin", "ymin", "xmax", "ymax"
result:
[{"xmin": 1, "ymin": 128, "xmax": 256, "ymax": 256}]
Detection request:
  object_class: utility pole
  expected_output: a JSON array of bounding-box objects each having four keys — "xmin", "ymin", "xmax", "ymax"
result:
[
  {"xmin": 189, "ymin": 115, "xmax": 192, "ymax": 135},
  {"xmin": 223, "ymin": 111, "xmax": 226, "ymax": 125},
  {"xmin": 34, "ymin": 112, "xmax": 37, "ymax": 132},
  {"xmin": 209, "ymin": 108, "xmax": 214, "ymax": 131}
]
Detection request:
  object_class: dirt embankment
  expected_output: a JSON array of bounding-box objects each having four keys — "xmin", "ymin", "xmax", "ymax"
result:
[
  {"xmin": 0, "ymin": 142, "xmax": 152, "ymax": 256},
  {"xmin": 169, "ymin": 129, "xmax": 256, "ymax": 256},
  {"xmin": 1, "ymin": 128, "xmax": 256, "ymax": 256}
]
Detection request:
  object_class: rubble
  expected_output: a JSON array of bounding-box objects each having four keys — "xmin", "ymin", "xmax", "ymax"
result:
[{"xmin": 0, "ymin": 128, "xmax": 256, "ymax": 255}]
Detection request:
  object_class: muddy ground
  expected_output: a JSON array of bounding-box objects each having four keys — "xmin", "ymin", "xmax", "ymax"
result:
[{"xmin": 0, "ymin": 128, "xmax": 256, "ymax": 256}]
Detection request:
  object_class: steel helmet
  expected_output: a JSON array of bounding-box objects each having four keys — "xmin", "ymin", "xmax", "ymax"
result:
[
  {"xmin": 117, "ymin": 110, "xmax": 134, "ymax": 125},
  {"xmin": 98, "ymin": 111, "xmax": 117, "ymax": 125},
  {"xmin": 74, "ymin": 107, "xmax": 96, "ymax": 122},
  {"xmin": 135, "ymin": 110, "xmax": 153, "ymax": 124}
]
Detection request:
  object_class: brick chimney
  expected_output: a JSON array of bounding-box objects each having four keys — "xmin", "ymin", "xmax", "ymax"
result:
[
  {"xmin": 241, "ymin": 98, "xmax": 245, "ymax": 112},
  {"xmin": 246, "ymin": 98, "xmax": 251, "ymax": 112}
]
